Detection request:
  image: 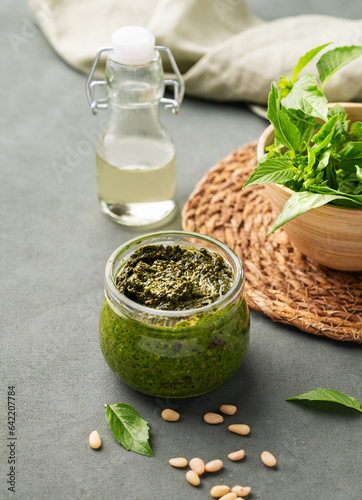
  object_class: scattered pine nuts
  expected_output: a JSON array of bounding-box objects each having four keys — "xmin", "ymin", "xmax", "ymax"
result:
[
  {"xmin": 219, "ymin": 404, "xmax": 237, "ymax": 415},
  {"xmin": 161, "ymin": 409, "xmax": 180, "ymax": 422},
  {"xmin": 231, "ymin": 485, "xmax": 251, "ymax": 497},
  {"xmin": 261, "ymin": 451, "xmax": 277, "ymax": 467},
  {"xmin": 228, "ymin": 424, "xmax": 250, "ymax": 436},
  {"xmin": 205, "ymin": 459, "xmax": 223, "ymax": 472},
  {"xmin": 204, "ymin": 412, "xmax": 224, "ymax": 424},
  {"xmin": 89, "ymin": 430, "xmax": 101, "ymax": 449},
  {"xmin": 219, "ymin": 493, "xmax": 237, "ymax": 500},
  {"xmin": 169, "ymin": 457, "xmax": 188, "ymax": 468},
  {"xmin": 189, "ymin": 457, "xmax": 205, "ymax": 475},
  {"xmin": 210, "ymin": 485, "xmax": 231, "ymax": 498},
  {"xmin": 186, "ymin": 470, "xmax": 200, "ymax": 486},
  {"xmin": 228, "ymin": 449, "xmax": 245, "ymax": 461}
]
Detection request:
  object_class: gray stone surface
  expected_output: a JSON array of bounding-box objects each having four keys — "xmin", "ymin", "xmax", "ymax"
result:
[{"xmin": 1, "ymin": 2, "xmax": 361, "ymax": 500}]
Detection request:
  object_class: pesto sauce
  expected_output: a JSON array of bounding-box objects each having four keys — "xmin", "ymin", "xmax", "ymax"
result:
[
  {"xmin": 99, "ymin": 296, "xmax": 250, "ymax": 398},
  {"xmin": 115, "ymin": 245, "xmax": 233, "ymax": 310}
]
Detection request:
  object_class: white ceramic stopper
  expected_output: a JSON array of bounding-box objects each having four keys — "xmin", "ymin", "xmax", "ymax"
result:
[{"xmin": 111, "ymin": 26, "xmax": 156, "ymax": 65}]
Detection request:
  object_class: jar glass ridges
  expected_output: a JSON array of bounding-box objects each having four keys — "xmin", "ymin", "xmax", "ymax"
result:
[{"xmin": 99, "ymin": 231, "xmax": 250, "ymax": 398}]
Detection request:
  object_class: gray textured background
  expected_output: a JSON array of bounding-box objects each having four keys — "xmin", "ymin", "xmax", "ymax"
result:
[{"xmin": 1, "ymin": 1, "xmax": 361, "ymax": 499}]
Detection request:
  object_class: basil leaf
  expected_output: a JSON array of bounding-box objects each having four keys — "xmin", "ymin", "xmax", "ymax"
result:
[
  {"xmin": 316, "ymin": 148, "xmax": 331, "ymax": 171},
  {"xmin": 356, "ymin": 165, "xmax": 362, "ymax": 182},
  {"xmin": 308, "ymin": 184, "xmax": 362, "ymax": 206},
  {"xmin": 286, "ymin": 389, "xmax": 362, "ymax": 413},
  {"xmin": 243, "ymin": 158, "xmax": 296, "ymax": 188},
  {"xmin": 317, "ymin": 45, "xmax": 362, "ymax": 91},
  {"xmin": 292, "ymin": 43, "xmax": 331, "ymax": 82},
  {"xmin": 326, "ymin": 160, "xmax": 338, "ymax": 189},
  {"xmin": 350, "ymin": 122, "xmax": 362, "ymax": 141},
  {"xmin": 337, "ymin": 170, "xmax": 360, "ymax": 194},
  {"xmin": 285, "ymin": 108, "xmax": 316, "ymax": 151},
  {"xmin": 306, "ymin": 144, "xmax": 316, "ymax": 171},
  {"xmin": 267, "ymin": 82, "xmax": 301, "ymax": 153},
  {"xmin": 282, "ymin": 73, "xmax": 328, "ymax": 121},
  {"xmin": 328, "ymin": 103, "xmax": 348, "ymax": 121},
  {"xmin": 312, "ymin": 114, "xmax": 338, "ymax": 145},
  {"xmin": 267, "ymin": 191, "xmax": 352, "ymax": 234},
  {"xmin": 105, "ymin": 403, "xmax": 153, "ymax": 457},
  {"xmin": 339, "ymin": 141, "xmax": 362, "ymax": 169},
  {"xmin": 312, "ymin": 120, "xmax": 338, "ymax": 156}
]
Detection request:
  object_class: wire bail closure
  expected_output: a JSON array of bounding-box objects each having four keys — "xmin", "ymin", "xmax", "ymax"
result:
[{"xmin": 85, "ymin": 46, "xmax": 185, "ymax": 115}]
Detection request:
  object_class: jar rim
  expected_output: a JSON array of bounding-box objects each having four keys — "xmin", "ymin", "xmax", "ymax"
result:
[{"xmin": 104, "ymin": 231, "xmax": 245, "ymax": 318}]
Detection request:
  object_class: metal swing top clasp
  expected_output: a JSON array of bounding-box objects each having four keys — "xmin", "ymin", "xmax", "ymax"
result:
[{"xmin": 85, "ymin": 42, "xmax": 185, "ymax": 115}]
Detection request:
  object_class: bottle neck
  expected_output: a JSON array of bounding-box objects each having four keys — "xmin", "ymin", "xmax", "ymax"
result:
[
  {"xmin": 105, "ymin": 52, "xmax": 164, "ymax": 108},
  {"xmin": 107, "ymin": 102, "xmax": 163, "ymax": 136}
]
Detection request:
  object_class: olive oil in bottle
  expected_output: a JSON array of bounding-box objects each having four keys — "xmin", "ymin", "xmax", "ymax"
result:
[{"xmin": 96, "ymin": 137, "xmax": 176, "ymax": 226}]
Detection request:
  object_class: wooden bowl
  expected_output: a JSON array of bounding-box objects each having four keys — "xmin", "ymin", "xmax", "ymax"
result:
[{"xmin": 257, "ymin": 102, "xmax": 362, "ymax": 272}]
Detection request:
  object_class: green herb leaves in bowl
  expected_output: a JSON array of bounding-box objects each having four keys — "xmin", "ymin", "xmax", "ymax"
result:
[{"xmin": 244, "ymin": 44, "xmax": 362, "ymax": 234}]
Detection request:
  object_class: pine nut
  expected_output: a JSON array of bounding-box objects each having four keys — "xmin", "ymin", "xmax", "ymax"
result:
[
  {"xmin": 205, "ymin": 459, "xmax": 223, "ymax": 472},
  {"xmin": 161, "ymin": 409, "xmax": 180, "ymax": 422},
  {"xmin": 261, "ymin": 451, "xmax": 277, "ymax": 467},
  {"xmin": 169, "ymin": 457, "xmax": 188, "ymax": 468},
  {"xmin": 186, "ymin": 470, "xmax": 200, "ymax": 486},
  {"xmin": 204, "ymin": 412, "xmax": 224, "ymax": 424},
  {"xmin": 231, "ymin": 485, "xmax": 251, "ymax": 497},
  {"xmin": 228, "ymin": 424, "xmax": 250, "ymax": 436},
  {"xmin": 89, "ymin": 430, "xmax": 101, "ymax": 449},
  {"xmin": 210, "ymin": 485, "xmax": 231, "ymax": 498},
  {"xmin": 219, "ymin": 404, "xmax": 237, "ymax": 415},
  {"xmin": 189, "ymin": 457, "xmax": 205, "ymax": 475},
  {"xmin": 219, "ymin": 493, "xmax": 237, "ymax": 500},
  {"xmin": 228, "ymin": 449, "xmax": 245, "ymax": 461}
]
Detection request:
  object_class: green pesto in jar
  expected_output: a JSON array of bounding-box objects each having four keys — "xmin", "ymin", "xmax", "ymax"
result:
[
  {"xmin": 99, "ymin": 244, "xmax": 250, "ymax": 398},
  {"xmin": 115, "ymin": 244, "xmax": 233, "ymax": 310}
]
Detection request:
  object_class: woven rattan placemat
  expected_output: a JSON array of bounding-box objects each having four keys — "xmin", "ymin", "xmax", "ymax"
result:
[{"xmin": 182, "ymin": 142, "xmax": 362, "ymax": 343}]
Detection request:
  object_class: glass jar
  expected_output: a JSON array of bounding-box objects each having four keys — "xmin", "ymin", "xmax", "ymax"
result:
[{"xmin": 99, "ymin": 231, "xmax": 250, "ymax": 398}]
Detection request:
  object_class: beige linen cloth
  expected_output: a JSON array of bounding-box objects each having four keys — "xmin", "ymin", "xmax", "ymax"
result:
[{"xmin": 29, "ymin": 0, "xmax": 362, "ymax": 104}]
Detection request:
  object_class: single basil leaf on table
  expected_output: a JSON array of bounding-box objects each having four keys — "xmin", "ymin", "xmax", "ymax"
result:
[
  {"xmin": 281, "ymin": 73, "xmax": 328, "ymax": 122},
  {"xmin": 267, "ymin": 191, "xmax": 354, "ymax": 234},
  {"xmin": 105, "ymin": 403, "xmax": 153, "ymax": 457},
  {"xmin": 243, "ymin": 157, "xmax": 296, "ymax": 188},
  {"xmin": 317, "ymin": 45, "xmax": 362, "ymax": 92},
  {"xmin": 292, "ymin": 43, "xmax": 331, "ymax": 82},
  {"xmin": 267, "ymin": 81, "xmax": 301, "ymax": 153},
  {"xmin": 286, "ymin": 389, "xmax": 362, "ymax": 413}
]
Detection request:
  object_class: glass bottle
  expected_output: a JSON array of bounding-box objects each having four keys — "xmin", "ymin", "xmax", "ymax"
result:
[{"xmin": 86, "ymin": 26, "xmax": 184, "ymax": 226}]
